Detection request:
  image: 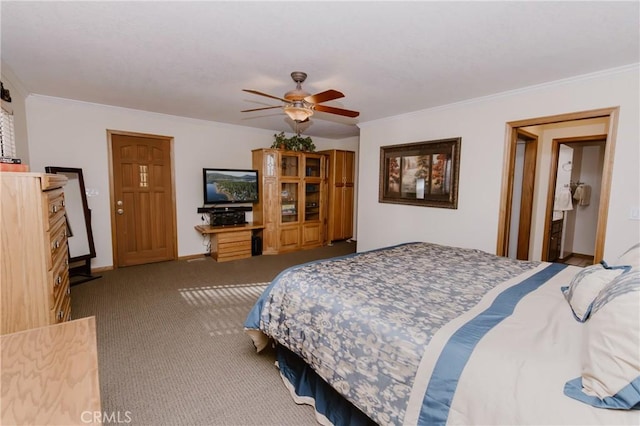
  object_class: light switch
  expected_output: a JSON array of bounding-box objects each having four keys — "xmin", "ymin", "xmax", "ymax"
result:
[{"xmin": 630, "ymin": 208, "xmax": 640, "ymax": 220}]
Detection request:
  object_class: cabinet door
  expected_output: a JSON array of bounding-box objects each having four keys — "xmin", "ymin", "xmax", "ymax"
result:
[
  {"xmin": 341, "ymin": 151, "xmax": 355, "ymax": 239},
  {"xmin": 330, "ymin": 151, "xmax": 355, "ymax": 240},
  {"xmin": 341, "ymin": 184, "xmax": 354, "ymax": 240},
  {"xmin": 281, "ymin": 153, "xmax": 300, "ymax": 178},
  {"xmin": 280, "ymin": 226, "xmax": 300, "ymax": 251},
  {"xmin": 302, "ymin": 223, "xmax": 323, "ymax": 247},
  {"xmin": 262, "ymin": 178, "xmax": 279, "ymax": 254},
  {"xmin": 281, "ymin": 182, "xmax": 299, "ymax": 224},
  {"xmin": 263, "ymin": 151, "xmax": 277, "ymax": 178},
  {"xmin": 304, "ymin": 155, "xmax": 322, "ymax": 178},
  {"xmin": 304, "ymin": 182, "xmax": 321, "ymax": 222}
]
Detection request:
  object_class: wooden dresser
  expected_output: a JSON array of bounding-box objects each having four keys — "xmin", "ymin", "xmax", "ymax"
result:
[{"xmin": 1, "ymin": 172, "xmax": 70, "ymax": 335}]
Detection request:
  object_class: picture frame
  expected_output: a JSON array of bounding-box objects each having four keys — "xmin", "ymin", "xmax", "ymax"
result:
[{"xmin": 379, "ymin": 137, "xmax": 461, "ymax": 209}]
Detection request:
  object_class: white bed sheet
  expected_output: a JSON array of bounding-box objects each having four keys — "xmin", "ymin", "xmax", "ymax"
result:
[{"xmin": 405, "ymin": 263, "xmax": 640, "ymax": 425}]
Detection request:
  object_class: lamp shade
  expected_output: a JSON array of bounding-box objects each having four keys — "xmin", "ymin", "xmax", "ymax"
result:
[{"xmin": 284, "ymin": 103, "xmax": 313, "ymax": 122}]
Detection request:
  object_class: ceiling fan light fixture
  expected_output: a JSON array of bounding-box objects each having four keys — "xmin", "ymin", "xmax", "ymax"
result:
[{"xmin": 283, "ymin": 102, "xmax": 313, "ymax": 122}]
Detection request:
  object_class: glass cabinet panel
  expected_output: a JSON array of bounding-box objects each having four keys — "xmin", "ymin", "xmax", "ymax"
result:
[
  {"xmin": 305, "ymin": 183, "xmax": 320, "ymax": 221},
  {"xmin": 305, "ymin": 156, "xmax": 321, "ymax": 177},
  {"xmin": 265, "ymin": 152, "xmax": 276, "ymax": 177},
  {"xmin": 281, "ymin": 154, "xmax": 299, "ymax": 177},
  {"xmin": 281, "ymin": 182, "xmax": 299, "ymax": 223}
]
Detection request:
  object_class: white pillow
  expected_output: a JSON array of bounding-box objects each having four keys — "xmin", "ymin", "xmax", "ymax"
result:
[
  {"xmin": 562, "ymin": 264, "xmax": 626, "ymax": 322},
  {"xmin": 615, "ymin": 242, "xmax": 640, "ymax": 268},
  {"xmin": 564, "ymin": 269, "xmax": 640, "ymax": 409}
]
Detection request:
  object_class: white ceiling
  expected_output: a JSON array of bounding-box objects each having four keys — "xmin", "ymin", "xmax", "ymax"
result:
[{"xmin": 1, "ymin": 1, "xmax": 638, "ymax": 139}]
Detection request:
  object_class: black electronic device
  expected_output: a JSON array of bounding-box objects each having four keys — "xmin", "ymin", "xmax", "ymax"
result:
[
  {"xmin": 251, "ymin": 235, "xmax": 262, "ymax": 256},
  {"xmin": 197, "ymin": 206, "xmax": 252, "ymax": 214},
  {"xmin": 209, "ymin": 210, "xmax": 247, "ymax": 227},
  {"xmin": 203, "ymin": 168, "xmax": 259, "ymax": 205}
]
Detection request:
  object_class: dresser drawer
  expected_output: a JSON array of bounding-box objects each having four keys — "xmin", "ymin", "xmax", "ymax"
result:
[
  {"xmin": 551, "ymin": 219, "xmax": 563, "ymax": 234},
  {"xmin": 47, "ymin": 215, "xmax": 68, "ymax": 271},
  {"xmin": 52, "ymin": 288, "xmax": 71, "ymax": 324},
  {"xmin": 217, "ymin": 230, "xmax": 252, "ymax": 244},
  {"xmin": 50, "ymin": 251, "xmax": 70, "ymax": 307},
  {"xmin": 45, "ymin": 189, "xmax": 66, "ymax": 229},
  {"xmin": 218, "ymin": 239, "xmax": 252, "ymax": 253}
]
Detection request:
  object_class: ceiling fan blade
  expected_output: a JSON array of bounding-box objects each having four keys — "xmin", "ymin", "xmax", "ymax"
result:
[
  {"xmin": 241, "ymin": 106, "xmax": 282, "ymax": 113},
  {"xmin": 314, "ymin": 104, "xmax": 360, "ymax": 118},
  {"xmin": 304, "ymin": 89, "xmax": 344, "ymax": 105},
  {"xmin": 243, "ymin": 89, "xmax": 289, "ymax": 103}
]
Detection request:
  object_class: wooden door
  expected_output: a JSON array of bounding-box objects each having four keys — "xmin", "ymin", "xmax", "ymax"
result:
[{"xmin": 110, "ymin": 133, "xmax": 176, "ymax": 267}]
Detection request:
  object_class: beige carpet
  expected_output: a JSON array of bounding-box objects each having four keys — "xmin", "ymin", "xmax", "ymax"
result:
[{"xmin": 71, "ymin": 241, "xmax": 356, "ymax": 426}]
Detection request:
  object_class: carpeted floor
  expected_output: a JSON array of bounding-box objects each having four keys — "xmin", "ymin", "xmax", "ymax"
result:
[{"xmin": 71, "ymin": 241, "xmax": 357, "ymax": 426}]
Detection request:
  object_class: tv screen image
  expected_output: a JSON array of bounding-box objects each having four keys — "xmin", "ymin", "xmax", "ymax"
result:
[{"xmin": 203, "ymin": 168, "xmax": 259, "ymax": 204}]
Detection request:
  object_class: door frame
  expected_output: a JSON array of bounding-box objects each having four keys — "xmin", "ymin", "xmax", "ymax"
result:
[
  {"xmin": 496, "ymin": 106, "xmax": 619, "ymax": 263},
  {"xmin": 514, "ymin": 128, "xmax": 538, "ymax": 260},
  {"xmin": 107, "ymin": 129, "xmax": 178, "ymax": 268}
]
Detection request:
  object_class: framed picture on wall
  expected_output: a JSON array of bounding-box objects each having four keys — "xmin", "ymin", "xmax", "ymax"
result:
[{"xmin": 379, "ymin": 137, "xmax": 461, "ymax": 209}]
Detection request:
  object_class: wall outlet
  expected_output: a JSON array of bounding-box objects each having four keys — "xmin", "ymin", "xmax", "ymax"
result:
[{"xmin": 630, "ymin": 208, "xmax": 640, "ymax": 220}]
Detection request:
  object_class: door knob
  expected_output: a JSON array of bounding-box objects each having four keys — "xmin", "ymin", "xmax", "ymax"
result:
[{"xmin": 117, "ymin": 208, "xmax": 124, "ymax": 215}]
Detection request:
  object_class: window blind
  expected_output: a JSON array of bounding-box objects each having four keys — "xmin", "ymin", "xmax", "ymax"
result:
[{"xmin": 0, "ymin": 105, "xmax": 16, "ymax": 158}]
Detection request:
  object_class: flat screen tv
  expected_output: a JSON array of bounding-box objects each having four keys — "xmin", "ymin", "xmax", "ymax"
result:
[{"xmin": 203, "ymin": 168, "xmax": 259, "ymax": 204}]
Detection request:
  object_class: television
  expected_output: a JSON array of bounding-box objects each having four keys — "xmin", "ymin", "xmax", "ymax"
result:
[{"xmin": 203, "ymin": 168, "xmax": 259, "ymax": 204}]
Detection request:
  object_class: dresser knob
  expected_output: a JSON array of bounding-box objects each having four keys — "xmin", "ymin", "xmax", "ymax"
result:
[
  {"xmin": 57, "ymin": 310, "xmax": 64, "ymax": 321},
  {"xmin": 55, "ymin": 276, "xmax": 62, "ymax": 286},
  {"xmin": 51, "ymin": 205, "xmax": 58, "ymax": 214}
]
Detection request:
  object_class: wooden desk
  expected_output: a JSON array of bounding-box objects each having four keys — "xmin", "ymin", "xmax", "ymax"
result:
[
  {"xmin": 195, "ymin": 222, "xmax": 264, "ymax": 262},
  {"xmin": 1, "ymin": 317, "xmax": 102, "ymax": 425}
]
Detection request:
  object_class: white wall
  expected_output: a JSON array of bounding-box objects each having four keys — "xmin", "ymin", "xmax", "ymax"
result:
[
  {"xmin": 25, "ymin": 95, "xmax": 358, "ymax": 268},
  {"xmin": 357, "ymin": 65, "xmax": 639, "ymax": 261}
]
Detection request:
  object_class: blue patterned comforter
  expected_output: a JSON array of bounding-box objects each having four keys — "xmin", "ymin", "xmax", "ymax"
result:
[{"xmin": 244, "ymin": 242, "xmax": 540, "ymax": 425}]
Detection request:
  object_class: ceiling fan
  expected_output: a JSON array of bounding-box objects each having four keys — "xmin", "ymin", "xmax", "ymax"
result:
[{"xmin": 242, "ymin": 72, "xmax": 359, "ymax": 122}]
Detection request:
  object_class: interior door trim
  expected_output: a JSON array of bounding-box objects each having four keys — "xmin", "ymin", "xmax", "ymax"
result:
[
  {"xmin": 496, "ymin": 107, "xmax": 619, "ymax": 262},
  {"xmin": 515, "ymin": 129, "xmax": 538, "ymax": 260}
]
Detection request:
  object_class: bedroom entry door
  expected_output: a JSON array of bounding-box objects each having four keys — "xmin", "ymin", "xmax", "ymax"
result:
[{"xmin": 109, "ymin": 131, "xmax": 177, "ymax": 267}]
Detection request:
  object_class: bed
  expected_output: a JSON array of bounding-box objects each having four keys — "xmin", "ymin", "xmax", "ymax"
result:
[{"xmin": 244, "ymin": 242, "xmax": 640, "ymax": 425}]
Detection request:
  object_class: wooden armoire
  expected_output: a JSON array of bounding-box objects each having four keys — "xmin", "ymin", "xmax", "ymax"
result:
[
  {"xmin": 319, "ymin": 149, "xmax": 355, "ymax": 243},
  {"xmin": 252, "ymin": 148, "xmax": 328, "ymax": 254}
]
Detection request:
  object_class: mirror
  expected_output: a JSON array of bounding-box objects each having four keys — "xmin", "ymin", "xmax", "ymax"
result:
[{"xmin": 45, "ymin": 166, "xmax": 99, "ymax": 284}]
